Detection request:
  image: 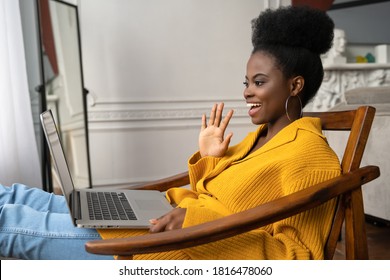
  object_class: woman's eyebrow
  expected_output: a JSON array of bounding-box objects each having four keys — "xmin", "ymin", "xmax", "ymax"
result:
[{"xmin": 245, "ymin": 73, "xmax": 269, "ymax": 80}]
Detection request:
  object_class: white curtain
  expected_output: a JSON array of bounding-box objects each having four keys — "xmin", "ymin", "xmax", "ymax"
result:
[{"xmin": 0, "ymin": 0, "xmax": 41, "ymax": 187}]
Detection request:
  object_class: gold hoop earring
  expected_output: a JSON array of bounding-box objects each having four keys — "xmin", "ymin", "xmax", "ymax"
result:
[{"xmin": 285, "ymin": 95, "xmax": 303, "ymax": 122}]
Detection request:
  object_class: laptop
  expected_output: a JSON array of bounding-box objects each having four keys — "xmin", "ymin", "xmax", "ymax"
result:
[{"xmin": 40, "ymin": 110, "xmax": 173, "ymax": 228}]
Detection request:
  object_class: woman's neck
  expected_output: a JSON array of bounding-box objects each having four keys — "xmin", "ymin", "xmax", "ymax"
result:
[{"xmin": 249, "ymin": 118, "xmax": 292, "ymax": 154}]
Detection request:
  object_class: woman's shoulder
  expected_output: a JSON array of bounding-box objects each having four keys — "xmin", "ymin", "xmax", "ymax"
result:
[
  {"xmin": 294, "ymin": 126, "xmax": 338, "ymax": 157},
  {"xmin": 282, "ymin": 118, "xmax": 340, "ymax": 164}
]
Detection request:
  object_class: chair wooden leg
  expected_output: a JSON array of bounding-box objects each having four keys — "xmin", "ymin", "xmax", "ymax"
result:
[
  {"xmin": 324, "ymin": 200, "xmax": 346, "ymax": 260},
  {"xmin": 344, "ymin": 187, "xmax": 369, "ymax": 259}
]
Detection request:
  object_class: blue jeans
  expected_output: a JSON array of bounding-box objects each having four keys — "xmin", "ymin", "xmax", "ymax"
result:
[{"xmin": 0, "ymin": 183, "xmax": 113, "ymax": 260}]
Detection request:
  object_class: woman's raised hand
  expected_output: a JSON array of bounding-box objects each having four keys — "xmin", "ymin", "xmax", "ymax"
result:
[{"xmin": 199, "ymin": 103, "xmax": 234, "ymax": 158}]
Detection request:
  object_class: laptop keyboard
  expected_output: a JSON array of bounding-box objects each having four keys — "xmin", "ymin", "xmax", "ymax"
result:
[{"xmin": 86, "ymin": 192, "xmax": 137, "ymax": 220}]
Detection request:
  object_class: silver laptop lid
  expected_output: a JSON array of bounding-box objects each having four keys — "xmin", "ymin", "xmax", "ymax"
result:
[{"xmin": 40, "ymin": 110, "xmax": 75, "ymax": 206}]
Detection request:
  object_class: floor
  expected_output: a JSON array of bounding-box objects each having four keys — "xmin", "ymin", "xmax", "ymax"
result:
[{"xmin": 333, "ymin": 218, "xmax": 390, "ymax": 260}]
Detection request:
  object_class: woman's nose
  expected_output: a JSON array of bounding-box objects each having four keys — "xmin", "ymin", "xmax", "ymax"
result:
[{"xmin": 243, "ymin": 87, "xmax": 254, "ymax": 99}]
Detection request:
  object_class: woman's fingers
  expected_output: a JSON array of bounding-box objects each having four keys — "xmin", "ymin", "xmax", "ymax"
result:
[
  {"xmin": 213, "ymin": 103, "xmax": 224, "ymax": 127},
  {"xmin": 149, "ymin": 208, "xmax": 186, "ymax": 233},
  {"xmin": 149, "ymin": 217, "xmax": 166, "ymax": 233},
  {"xmin": 208, "ymin": 103, "xmax": 218, "ymax": 126},
  {"xmin": 205, "ymin": 103, "xmax": 230, "ymax": 127},
  {"xmin": 199, "ymin": 103, "xmax": 234, "ymax": 158},
  {"xmin": 223, "ymin": 132, "xmax": 234, "ymax": 147},
  {"xmin": 149, "ymin": 215, "xmax": 166, "ymax": 232},
  {"xmin": 219, "ymin": 108, "xmax": 234, "ymax": 131},
  {"xmin": 201, "ymin": 113, "xmax": 207, "ymax": 130}
]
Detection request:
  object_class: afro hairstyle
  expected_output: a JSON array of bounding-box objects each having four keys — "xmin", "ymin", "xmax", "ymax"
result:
[
  {"xmin": 249, "ymin": 6, "xmax": 335, "ymax": 106},
  {"xmin": 251, "ymin": 5, "xmax": 334, "ymax": 55}
]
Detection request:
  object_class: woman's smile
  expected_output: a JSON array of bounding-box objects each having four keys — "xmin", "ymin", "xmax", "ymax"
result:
[{"xmin": 247, "ymin": 103, "xmax": 262, "ymax": 117}]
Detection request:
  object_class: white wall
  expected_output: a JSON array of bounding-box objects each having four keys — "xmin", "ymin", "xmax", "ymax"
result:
[
  {"xmin": 328, "ymin": 1, "xmax": 390, "ymax": 44},
  {"xmin": 76, "ymin": 0, "xmax": 287, "ymax": 188},
  {"xmin": 328, "ymin": 1, "xmax": 390, "ymax": 63}
]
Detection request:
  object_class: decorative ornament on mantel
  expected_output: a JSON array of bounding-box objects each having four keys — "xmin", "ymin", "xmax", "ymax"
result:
[
  {"xmin": 375, "ymin": 45, "xmax": 390, "ymax": 63},
  {"xmin": 311, "ymin": 66, "xmax": 390, "ymax": 112},
  {"xmin": 356, "ymin": 53, "xmax": 376, "ymax": 63},
  {"xmin": 322, "ymin": 28, "xmax": 347, "ymax": 66}
]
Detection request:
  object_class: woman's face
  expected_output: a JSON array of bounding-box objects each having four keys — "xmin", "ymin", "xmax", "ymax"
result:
[{"xmin": 243, "ymin": 51, "xmax": 292, "ymax": 125}]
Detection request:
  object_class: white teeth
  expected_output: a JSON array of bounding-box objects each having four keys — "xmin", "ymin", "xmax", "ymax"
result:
[{"xmin": 247, "ymin": 103, "xmax": 261, "ymax": 107}]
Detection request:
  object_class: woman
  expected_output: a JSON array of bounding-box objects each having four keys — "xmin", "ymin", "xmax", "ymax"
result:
[{"xmin": 0, "ymin": 6, "xmax": 340, "ymax": 260}]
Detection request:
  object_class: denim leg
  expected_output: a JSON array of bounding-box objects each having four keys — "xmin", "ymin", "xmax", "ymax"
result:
[
  {"xmin": 0, "ymin": 184, "xmax": 113, "ymax": 259},
  {"xmin": 0, "ymin": 204, "xmax": 114, "ymax": 259},
  {"xmin": 0, "ymin": 183, "xmax": 68, "ymax": 213}
]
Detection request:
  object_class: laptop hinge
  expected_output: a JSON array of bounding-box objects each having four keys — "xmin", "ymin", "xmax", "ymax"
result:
[{"xmin": 70, "ymin": 191, "xmax": 82, "ymax": 220}]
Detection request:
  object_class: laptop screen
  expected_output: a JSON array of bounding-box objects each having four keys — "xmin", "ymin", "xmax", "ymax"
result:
[{"xmin": 40, "ymin": 110, "xmax": 75, "ymax": 205}]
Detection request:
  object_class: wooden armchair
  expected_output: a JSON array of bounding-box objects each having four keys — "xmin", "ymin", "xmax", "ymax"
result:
[{"xmin": 85, "ymin": 106, "xmax": 380, "ymax": 260}]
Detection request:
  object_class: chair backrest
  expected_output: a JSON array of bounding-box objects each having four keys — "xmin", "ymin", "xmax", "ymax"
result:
[{"xmin": 303, "ymin": 106, "xmax": 376, "ymax": 259}]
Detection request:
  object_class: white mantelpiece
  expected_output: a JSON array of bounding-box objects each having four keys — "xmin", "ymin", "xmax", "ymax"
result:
[{"xmin": 308, "ymin": 63, "xmax": 390, "ymax": 112}]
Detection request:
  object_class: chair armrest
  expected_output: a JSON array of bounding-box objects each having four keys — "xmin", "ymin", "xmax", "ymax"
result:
[
  {"xmin": 129, "ymin": 171, "xmax": 189, "ymax": 192},
  {"xmin": 85, "ymin": 165, "xmax": 380, "ymax": 257}
]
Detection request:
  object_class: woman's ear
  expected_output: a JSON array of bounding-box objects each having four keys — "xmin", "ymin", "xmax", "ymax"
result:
[{"xmin": 290, "ymin": 76, "xmax": 304, "ymax": 96}]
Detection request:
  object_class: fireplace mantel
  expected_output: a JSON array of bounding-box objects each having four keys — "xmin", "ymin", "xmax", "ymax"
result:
[{"xmin": 308, "ymin": 63, "xmax": 390, "ymax": 112}]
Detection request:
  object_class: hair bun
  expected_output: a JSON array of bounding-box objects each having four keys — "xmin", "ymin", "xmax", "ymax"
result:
[{"xmin": 251, "ymin": 6, "xmax": 334, "ymax": 55}]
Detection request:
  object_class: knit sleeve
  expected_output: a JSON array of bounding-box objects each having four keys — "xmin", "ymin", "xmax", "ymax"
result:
[
  {"xmin": 188, "ymin": 151, "xmax": 221, "ymax": 190},
  {"xmin": 179, "ymin": 192, "xmax": 232, "ymax": 227},
  {"xmin": 183, "ymin": 204, "xmax": 225, "ymax": 226}
]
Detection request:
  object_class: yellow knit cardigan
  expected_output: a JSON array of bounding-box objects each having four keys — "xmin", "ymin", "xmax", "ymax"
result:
[{"xmin": 98, "ymin": 117, "xmax": 341, "ymax": 260}]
